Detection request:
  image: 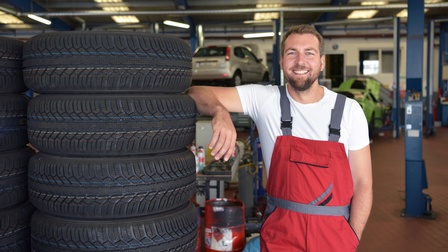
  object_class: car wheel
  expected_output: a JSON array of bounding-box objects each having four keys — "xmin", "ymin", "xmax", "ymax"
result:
[
  {"xmin": 230, "ymin": 72, "xmax": 242, "ymax": 87},
  {"xmin": 369, "ymin": 112, "xmax": 375, "ymax": 138},
  {"xmin": 262, "ymin": 73, "xmax": 270, "ymax": 82}
]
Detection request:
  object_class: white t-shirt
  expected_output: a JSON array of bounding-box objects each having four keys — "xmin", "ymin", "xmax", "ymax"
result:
[{"xmin": 236, "ymin": 84, "xmax": 370, "ymax": 174}]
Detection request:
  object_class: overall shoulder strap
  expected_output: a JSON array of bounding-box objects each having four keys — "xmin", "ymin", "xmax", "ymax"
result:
[
  {"xmin": 278, "ymin": 85, "xmax": 292, "ymax": 136},
  {"xmin": 328, "ymin": 93, "xmax": 346, "ymax": 142}
]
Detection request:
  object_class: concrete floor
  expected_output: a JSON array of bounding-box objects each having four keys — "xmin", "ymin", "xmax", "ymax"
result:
[
  {"xmin": 212, "ymin": 126, "xmax": 448, "ymax": 251},
  {"xmin": 357, "ymin": 126, "xmax": 448, "ymax": 252}
]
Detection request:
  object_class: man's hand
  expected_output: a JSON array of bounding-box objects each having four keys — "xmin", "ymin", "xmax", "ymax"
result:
[
  {"xmin": 186, "ymin": 86, "xmax": 242, "ymax": 161},
  {"xmin": 209, "ymin": 106, "xmax": 237, "ymax": 161}
]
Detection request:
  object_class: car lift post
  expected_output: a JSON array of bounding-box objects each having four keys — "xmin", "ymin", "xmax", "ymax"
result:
[{"xmin": 402, "ymin": 0, "xmax": 434, "ymax": 218}]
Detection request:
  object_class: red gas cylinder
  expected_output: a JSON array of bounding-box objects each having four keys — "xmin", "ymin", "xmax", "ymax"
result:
[{"xmin": 204, "ymin": 198, "xmax": 245, "ymax": 252}]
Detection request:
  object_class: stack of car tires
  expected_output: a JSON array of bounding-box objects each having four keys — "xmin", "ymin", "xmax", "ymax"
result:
[
  {"xmin": 23, "ymin": 31, "xmax": 198, "ymax": 251},
  {"xmin": 0, "ymin": 37, "xmax": 35, "ymax": 251}
]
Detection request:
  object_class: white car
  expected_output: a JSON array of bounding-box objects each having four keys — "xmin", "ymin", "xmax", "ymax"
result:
[{"xmin": 192, "ymin": 45, "xmax": 270, "ymax": 86}]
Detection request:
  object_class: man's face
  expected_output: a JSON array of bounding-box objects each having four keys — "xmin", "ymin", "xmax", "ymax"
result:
[{"xmin": 280, "ymin": 33, "xmax": 325, "ymax": 92}]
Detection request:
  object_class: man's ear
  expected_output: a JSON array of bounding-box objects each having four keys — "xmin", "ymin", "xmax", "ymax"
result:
[{"xmin": 320, "ymin": 54, "xmax": 325, "ymax": 72}]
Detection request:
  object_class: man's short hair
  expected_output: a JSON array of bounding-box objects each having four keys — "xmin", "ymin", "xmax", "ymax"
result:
[{"xmin": 281, "ymin": 24, "xmax": 324, "ymax": 56}]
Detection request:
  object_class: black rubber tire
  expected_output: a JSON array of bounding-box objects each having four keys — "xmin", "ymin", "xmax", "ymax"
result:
[
  {"xmin": 27, "ymin": 94, "xmax": 196, "ymax": 156},
  {"xmin": 28, "ymin": 150, "xmax": 196, "ymax": 219},
  {"xmin": 0, "ymin": 95, "xmax": 29, "ymax": 151},
  {"xmin": 369, "ymin": 112, "xmax": 375, "ymax": 138},
  {"xmin": 0, "ymin": 147, "xmax": 33, "ymax": 209},
  {"xmin": 262, "ymin": 72, "xmax": 270, "ymax": 82},
  {"xmin": 0, "ymin": 37, "xmax": 26, "ymax": 94},
  {"xmin": 31, "ymin": 202, "xmax": 198, "ymax": 252},
  {"xmin": 22, "ymin": 31, "xmax": 192, "ymax": 94},
  {"xmin": 0, "ymin": 201, "xmax": 35, "ymax": 252},
  {"xmin": 229, "ymin": 71, "xmax": 242, "ymax": 87}
]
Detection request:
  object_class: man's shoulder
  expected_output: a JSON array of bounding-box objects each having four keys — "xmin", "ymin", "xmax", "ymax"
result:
[
  {"xmin": 237, "ymin": 84, "xmax": 280, "ymax": 91},
  {"xmin": 237, "ymin": 84, "xmax": 281, "ymax": 98}
]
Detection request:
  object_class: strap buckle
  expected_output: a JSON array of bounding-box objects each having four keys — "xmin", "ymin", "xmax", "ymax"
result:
[
  {"xmin": 329, "ymin": 127, "xmax": 340, "ymax": 136},
  {"xmin": 281, "ymin": 117, "xmax": 293, "ymax": 129}
]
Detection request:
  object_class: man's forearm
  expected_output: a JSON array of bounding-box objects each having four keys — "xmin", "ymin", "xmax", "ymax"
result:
[
  {"xmin": 349, "ymin": 183, "xmax": 372, "ymax": 240},
  {"xmin": 186, "ymin": 86, "xmax": 224, "ymax": 116},
  {"xmin": 186, "ymin": 86, "xmax": 237, "ymax": 161}
]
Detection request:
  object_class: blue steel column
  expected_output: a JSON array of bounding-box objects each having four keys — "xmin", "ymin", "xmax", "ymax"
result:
[
  {"xmin": 272, "ymin": 19, "xmax": 281, "ymax": 85},
  {"xmin": 439, "ymin": 23, "xmax": 448, "ymax": 125},
  {"xmin": 393, "ymin": 17, "xmax": 401, "ymax": 138},
  {"xmin": 425, "ymin": 20, "xmax": 435, "ymax": 136},
  {"xmin": 402, "ymin": 0, "xmax": 432, "ymax": 218}
]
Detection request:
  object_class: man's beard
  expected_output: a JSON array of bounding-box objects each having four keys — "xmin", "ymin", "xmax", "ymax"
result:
[{"xmin": 284, "ymin": 72, "xmax": 316, "ymax": 92}]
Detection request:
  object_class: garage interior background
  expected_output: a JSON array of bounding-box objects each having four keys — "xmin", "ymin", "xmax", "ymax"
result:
[
  {"xmin": 0, "ymin": 0, "xmax": 448, "ymax": 91},
  {"xmin": 1, "ymin": 0, "xmax": 448, "ymax": 251}
]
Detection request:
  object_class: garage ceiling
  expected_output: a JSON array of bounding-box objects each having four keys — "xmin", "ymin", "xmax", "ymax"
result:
[{"xmin": 1, "ymin": 0, "xmax": 448, "ymax": 38}]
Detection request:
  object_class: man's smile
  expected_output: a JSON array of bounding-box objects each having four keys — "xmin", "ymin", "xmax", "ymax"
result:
[{"xmin": 292, "ymin": 69, "xmax": 309, "ymax": 75}]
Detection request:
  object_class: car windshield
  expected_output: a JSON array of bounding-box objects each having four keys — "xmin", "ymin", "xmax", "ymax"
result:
[{"xmin": 193, "ymin": 47, "xmax": 226, "ymax": 57}]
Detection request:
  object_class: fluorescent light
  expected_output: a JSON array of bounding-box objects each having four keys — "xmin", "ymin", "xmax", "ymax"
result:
[
  {"xmin": 0, "ymin": 11, "xmax": 23, "ymax": 24},
  {"xmin": 111, "ymin": 15, "xmax": 139, "ymax": 24},
  {"xmin": 27, "ymin": 14, "xmax": 51, "ymax": 25},
  {"xmin": 94, "ymin": 0, "xmax": 123, "ymax": 2},
  {"xmin": 102, "ymin": 6, "xmax": 129, "ymax": 11},
  {"xmin": 243, "ymin": 20, "xmax": 273, "ymax": 24},
  {"xmin": 243, "ymin": 32, "xmax": 274, "ymax": 39},
  {"xmin": 254, "ymin": 3, "xmax": 280, "ymax": 21},
  {"xmin": 347, "ymin": 10, "xmax": 378, "ymax": 19},
  {"xmin": 163, "ymin": 20, "xmax": 190, "ymax": 29},
  {"xmin": 361, "ymin": 1, "xmax": 388, "ymax": 5}
]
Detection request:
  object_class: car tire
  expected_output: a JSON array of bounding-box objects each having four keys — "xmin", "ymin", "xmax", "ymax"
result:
[
  {"xmin": 0, "ymin": 147, "xmax": 33, "ymax": 210},
  {"xmin": 262, "ymin": 73, "xmax": 270, "ymax": 82},
  {"xmin": 369, "ymin": 112, "xmax": 375, "ymax": 138},
  {"xmin": 27, "ymin": 94, "xmax": 196, "ymax": 156},
  {"xmin": 230, "ymin": 71, "xmax": 242, "ymax": 86},
  {"xmin": 31, "ymin": 202, "xmax": 198, "ymax": 252},
  {"xmin": 0, "ymin": 95, "xmax": 28, "ymax": 152},
  {"xmin": 28, "ymin": 150, "xmax": 196, "ymax": 219},
  {"xmin": 0, "ymin": 37, "xmax": 26, "ymax": 94},
  {"xmin": 22, "ymin": 31, "xmax": 192, "ymax": 94},
  {"xmin": 0, "ymin": 201, "xmax": 35, "ymax": 251}
]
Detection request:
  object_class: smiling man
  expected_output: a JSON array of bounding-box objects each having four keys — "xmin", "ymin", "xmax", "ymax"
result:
[{"xmin": 187, "ymin": 24, "xmax": 372, "ymax": 252}]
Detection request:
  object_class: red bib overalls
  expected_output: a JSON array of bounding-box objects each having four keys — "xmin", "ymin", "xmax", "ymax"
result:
[{"xmin": 260, "ymin": 86, "xmax": 359, "ymax": 251}]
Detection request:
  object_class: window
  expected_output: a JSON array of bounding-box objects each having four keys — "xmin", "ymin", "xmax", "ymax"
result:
[
  {"xmin": 381, "ymin": 50, "xmax": 393, "ymax": 73},
  {"xmin": 359, "ymin": 49, "xmax": 394, "ymax": 75}
]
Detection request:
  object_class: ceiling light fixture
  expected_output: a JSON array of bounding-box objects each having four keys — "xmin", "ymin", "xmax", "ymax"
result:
[
  {"xmin": 163, "ymin": 20, "xmax": 190, "ymax": 29},
  {"xmin": 111, "ymin": 15, "xmax": 139, "ymax": 24},
  {"xmin": 0, "ymin": 11, "xmax": 23, "ymax": 24},
  {"xmin": 254, "ymin": 3, "xmax": 280, "ymax": 21},
  {"xmin": 102, "ymin": 6, "xmax": 129, "ymax": 11},
  {"xmin": 243, "ymin": 32, "xmax": 274, "ymax": 39},
  {"xmin": 361, "ymin": 1, "xmax": 388, "ymax": 5},
  {"xmin": 243, "ymin": 19, "xmax": 273, "ymax": 24},
  {"xmin": 27, "ymin": 14, "xmax": 51, "ymax": 25},
  {"xmin": 94, "ymin": 0, "xmax": 123, "ymax": 3},
  {"xmin": 347, "ymin": 10, "xmax": 378, "ymax": 19}
]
